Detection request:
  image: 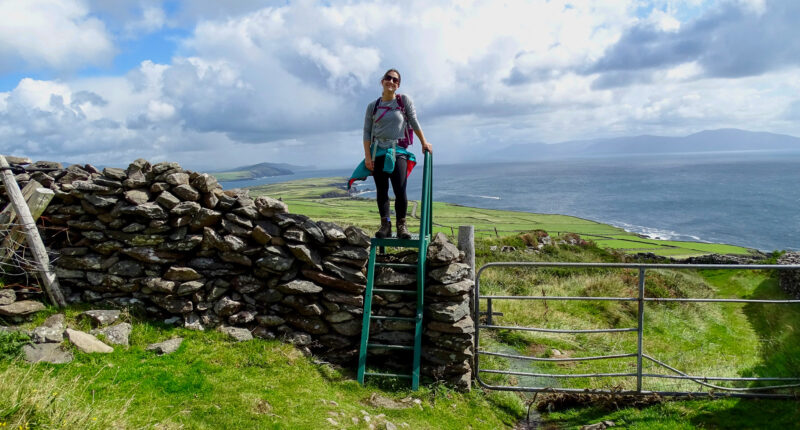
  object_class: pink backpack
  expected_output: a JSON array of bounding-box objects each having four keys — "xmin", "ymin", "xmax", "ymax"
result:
[{"xmin": 372, "ymin": 94, "xmax": 414, "ymax": 148}]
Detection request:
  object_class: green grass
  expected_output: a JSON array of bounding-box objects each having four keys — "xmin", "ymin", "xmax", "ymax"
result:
[
  {"xmin": 1, "ymin": 310, "xmax": 522, "ymax": 429},
  {"xmin": 243, "ymin": 176, "xmax": 755, "ymax": 258},
  {"xmin": 470, "ymin": 240, "xmax": 800, "ymax": 428}
]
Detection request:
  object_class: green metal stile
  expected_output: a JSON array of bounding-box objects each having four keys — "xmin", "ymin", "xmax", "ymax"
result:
[{"xmin": 357, "ymin": 152, "xmax": 433, "ymax": 390}]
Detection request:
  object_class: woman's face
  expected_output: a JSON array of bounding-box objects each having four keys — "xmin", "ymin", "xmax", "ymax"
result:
[{"xmin": 382, "ymin": 71, "xmax": 400, "ymax": 92}]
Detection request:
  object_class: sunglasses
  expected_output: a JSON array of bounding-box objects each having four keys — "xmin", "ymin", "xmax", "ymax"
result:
[{"xmin": 383, "ymin": 75, "xmax": 400, "ymax": 84}]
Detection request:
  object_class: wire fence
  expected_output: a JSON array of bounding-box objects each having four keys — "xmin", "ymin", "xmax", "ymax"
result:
[{"xmin": 474, "ymin": 262, "xmax": 800, "ymax": 399}]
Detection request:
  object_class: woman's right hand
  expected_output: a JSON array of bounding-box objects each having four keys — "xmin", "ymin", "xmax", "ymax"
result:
[{"xmin": 365, "ymin": 158, "xmax": 374, "ymax": 171}]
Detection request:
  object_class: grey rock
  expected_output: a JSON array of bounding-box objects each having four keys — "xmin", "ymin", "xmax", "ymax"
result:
[
  {"xmin": 428, "ymin": 316, "xmax": 475, "ymax": 334},
  {"xmin": 0, "ymin": 300, "xmax": 46, "ymax": 317},
  {"xmin": 232, "ymin": 275, "xmax": 263, "ymax": 294},
  {"xmin": 151, "ymin": 295, "xmax": 193, "ymax": 314},
  {"xmin": 191, "ymin": 208, "xmax": 222, "ymax": 229},
  {"xmin": 286, "ymin": 315, "xmax": 329, "ymax": 334},
  {"xmin": 219, "ymin": 251, "xmax": 252, "ymax": 266},
  {"xmin": 124, "ymin": 189, "xmax": 150, "ymax": 205},
  {"xmin": 224, "ymin": 235, "xmax": 247, "ymax": 252},
  {"xmin": 256, "ymin": 247, "xmax": 295, "ymax": 274},
  {"xmin": 164, "ymin": 266, "xmax": 202, "ymax": 282},
  {"xmin": 121, "ymin": 202, "xmax": 167, "ymax": 219},
  {"xmin": 152, "ymin": 161, "xmax": 181, "ymax": 174},
  {"xmin": 256, "ymin": 315, "xmax": 286, "ymax": 327},
  {"xmin": 146, "ymin": 337, "xmax": 183, "ymax": 355},
  {"xmin": 0, "ymin": 289, "xmax": 15, "ymax": 305},
  {"xmin": 317, "ymin": 221, "xmax": 347, "ymax": 241},
  {"xmin": 84, "ymin": 194, "xmax": 119, "ymax": 208},
  {"xmin": 301, "ymin": 269, "xmax": 365, "ymax": 294},
  {"xmin": 287, "ymin": 243, "xmax": 323, "ymax": 270},
  {"xmin": 32, "ymin": 326, "xmax": 64, "ymax": 343},
  {"xmin": 427, "ymin": 232, "xmax": 461, "ymax": 265},
  {"xmin": 91, "ymin": 322, "xmax": 132, "ymax": 346},
  {"xmin": 428, "ymin": 301, "xmax": 470, "ymax": 323},
  {"xmin": 173, "ymin": 184, "xmax": 200, "ymax": 201},
  {"xmin": 156, "ymin": 191, "xmax": 181, "ymax": 209},
  {"xmin": 214, "ymin": 296, "xmax": 242, "ymax": 317},
  {"xmin": 65, "ymin": 328, "xmax": 113, "ymax": 353},
  {"xmin": 283, "ymin": 227, "xmax": 308, "ymax": 242},
  {"xmin": 254, "ymin": 195, "xmax": 288, "ymax": 216},
  {"xmin": 191, "ymin": 173, "xmax": 219, "ymax": 193},
  {"xmin": 108, "ymin": 260, "xmax": 144, "ymax": 277},
  {"xmin": 123, "ymin": 171, "xmax": 148, "ymax": 189},
  {"xmin": 80, "ymin": 310, "xmax": 121, "ymax": 327},
  {"xmin": 345, "ymin": 225, "xmax": 370, "ymax": 247},
  {"xmin": 429, "ymin": 263, "xmax": 471, "ymax": 284},
  {"xmin": 141, "ymin": 277, "xmax": 176, "ymax": 294},
  {"xmin": 375, "ymin": 267, "xmax": 415, "ymax": 286},
  {"xmin": 331, "ymin": 320, "xmax": 361, "ymax": 336},
  {"xmin": 43, "ymin": 313, "xmax": 66, "ymax": 329},
  {"xmin": 103, "ymin": 167, "xmax": 127, "ymax": 180},
  {"xmin": 58, "ymin": 254, "xmax": 104, "ymax": 270},
  {"xmin": 219, "ymin": 326, "xmax": 253, "ymax": 342},
  {"xmin": 251, "ymin": 225, "xmax": 272, "ymax": 245},
  {"xmin": 225, "ymin": 212, "xmax": 253, "ymax": 229},
  {"xmin": 322, "ymin": 291, "xmax": 363, "ymax": 306},
  {"xmin": 121, "ymin": 247, "xmax": 181, "ymax": 264},
  {"xmin": 23, "ymin": 343, "xmax": 73, "ymax": 364},
  {"xmin": 176, "ymin": 281, "xmax": 205, "ymax": 296},
  {"xmin": 184, "ymin": 313, "xmax": 205, "ymax": 331},
  {"xmin": 323, "ymin": 261, "xmax": 367, "ymax": 284},
  {"xmin": 427, "ymin": 279, "xmax": 474, "ymax": 296},
  {"xmin": 325, "ymin": 311, "xmax": 354, "ymax": 323},
  {"xmin": 277, "ymin": 279, "xmax": 323, "ymax": 294},
  {"xmin": 228, "ymin": 310, "xmax": 257, "ymax": 325},
  {"xmin": 165, "ymin": 172, "xmax": 190, "ymax": 186}
]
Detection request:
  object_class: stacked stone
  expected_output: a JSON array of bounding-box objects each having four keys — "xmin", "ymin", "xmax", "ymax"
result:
[
  {"xmin": 369, "ymin": 233, "xmax": 474, "ymax": 389},
  {"xmin": 1, "ymin": 157, "xmax": 476, "ymax": 389},
  {"xmin": 778, "ymin": 252, "xmax": 800, "ymax": 299},
  {"xmin": 1, "ymin": 158, "xmax": 370, "ymax": 362}
]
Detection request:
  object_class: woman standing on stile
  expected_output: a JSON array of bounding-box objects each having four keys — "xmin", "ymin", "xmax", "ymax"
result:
[{"xmin": 354, "ymin": 68, "xmax": 433, "ymax": 239}]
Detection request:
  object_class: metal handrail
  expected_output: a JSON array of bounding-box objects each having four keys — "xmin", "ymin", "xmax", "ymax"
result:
[{"xmin": 473, "ymin": 261, "xmax": 800, "ymax": 399}]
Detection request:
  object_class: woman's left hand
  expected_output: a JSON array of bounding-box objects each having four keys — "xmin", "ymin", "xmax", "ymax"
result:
[{"xmin": 422, "ymin": 141, "xmax": 433, "ymax": 154}]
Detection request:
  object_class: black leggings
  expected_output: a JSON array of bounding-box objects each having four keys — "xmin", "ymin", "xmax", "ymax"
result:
[{"xmin": 373, "ymin": 155, "xmax": 408, "ymax": 219}]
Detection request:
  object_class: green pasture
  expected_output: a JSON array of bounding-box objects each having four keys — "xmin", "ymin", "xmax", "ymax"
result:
[
  {"xmin": 243, "ymin": 177, "xmax": 754, "ymax": 258},
  {"xmin": 211, "ymin": 170, "xmax": 252, "ymax": 181}
]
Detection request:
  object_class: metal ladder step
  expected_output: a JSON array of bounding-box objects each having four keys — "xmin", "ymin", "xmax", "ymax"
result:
[
  {"xmin": 367, "ymin": 343, "xmax": 414, "ymax": 351},
  {"xmin": 369, "ymin": 315, "xmax": 415, "ymax": 322},
  {"xmin": 374, "ymin": 262, "xmax": 418, "ymax": 269},
  {"xmin": 373, "ymin": 288, "xmax": 416, "ymax": 295},
  {"xmin": 364, "ymin": 371, "xmax": 412, "ymax": 379}
]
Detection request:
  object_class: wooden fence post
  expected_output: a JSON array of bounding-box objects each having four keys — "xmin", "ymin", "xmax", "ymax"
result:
[
  {"xmin": 458, "ymin": 225, "xmax": 475, "ymax": 282},
  {"xmin": 0, "ymin": 155, "xmax": 66, "ymax": 307}
]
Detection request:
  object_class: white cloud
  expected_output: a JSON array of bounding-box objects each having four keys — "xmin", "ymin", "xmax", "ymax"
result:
[
  {"xmin": 123, "ymin": 4, "xmax": 167, "ymax": 37},
  {"xmin": 0, "ymin": 0, "xmax": 114, "ymax": 72},
  {"xmin": 2, "ymin": 0, "xmax": 800, "ymax": 171}
]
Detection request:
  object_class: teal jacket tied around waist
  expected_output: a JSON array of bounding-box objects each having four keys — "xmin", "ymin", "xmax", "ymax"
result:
[{"xmin": 348, "ymin": 145, "xmax": 417, "ymax": 189}]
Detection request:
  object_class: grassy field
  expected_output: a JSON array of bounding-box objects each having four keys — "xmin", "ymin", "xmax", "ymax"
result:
[
  {"xmin": 472, "ymin": 236, "xmax": 800, "ymax": 428},
  {"xmin": 0, "ymin": 309, "xmax": 523, "ymax": 429},
  {"xmin": 244, "ymin": 177, "xmax": 754, "ymax": 258}
]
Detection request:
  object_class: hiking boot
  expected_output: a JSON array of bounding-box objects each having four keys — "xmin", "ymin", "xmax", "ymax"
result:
[
  {"xmin": 375, "ymin": 219, "xmax": 392, "ymax": 238},
  {"xmin": 396, "ymin": 218, "xmax": 412, "ymax": 239}
]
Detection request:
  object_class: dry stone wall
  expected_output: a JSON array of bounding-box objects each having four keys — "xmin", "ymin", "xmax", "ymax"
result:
[{"xmin": 0, "ymin": 158, "xmax": 474, "ymax": 389}]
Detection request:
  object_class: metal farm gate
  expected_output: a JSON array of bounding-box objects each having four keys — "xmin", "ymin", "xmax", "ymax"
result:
[{"xmin": 474, "ymin": 262, "xmax": 800, "ymax": 399}]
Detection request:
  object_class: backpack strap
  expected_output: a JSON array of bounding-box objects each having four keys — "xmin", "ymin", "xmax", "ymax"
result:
[
  {"xmin": 371, "ymin": 97, "xmax": 382, "ymax": 116},
  {"xmin": 395, "ymin": 94, "xmax": 405, "ymax": 113}
]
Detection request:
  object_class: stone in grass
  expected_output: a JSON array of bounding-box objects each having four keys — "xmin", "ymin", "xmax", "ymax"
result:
[
  {"xmin": 218, "ymin": 326, "xmax": 253, "ymax": 342},
  {"xmin": 90, "ymin": 322, "xmax": 132, "ymax": 346},
  {"xmin": 65, "ymin": 329, "xmax": 114, "ymax": 353},
  {"xmin": 23, "ymin": 343, "xmax": 73, "ymax": 364},
  {"xmin": 146, "ymin": 337, "xmax": 184, "ymax": 355},
  {"xmin": 79, "ymin": 309, "xmax": 121, "ymax": 327},
  {"xmin": 0, "ymin": 300, "xmax": 46, "ymax": 317},
  {"xmin": 0, "ymin": 289, "xmax": 15, "ymax": 305},
  {"xmin": 32, "ymin": 325, "xmax": 64, "ymax": 343}
]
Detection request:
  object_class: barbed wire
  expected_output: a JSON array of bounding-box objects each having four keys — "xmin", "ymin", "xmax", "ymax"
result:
[{"xmin": 0, "ymin": 218, "xmax": 61, "ymax": 292}]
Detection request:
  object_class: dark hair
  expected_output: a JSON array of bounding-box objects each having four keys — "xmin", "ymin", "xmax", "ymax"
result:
[{"xmin": 383, "ymin": 68, "xmax": 401, "ymax": 84}]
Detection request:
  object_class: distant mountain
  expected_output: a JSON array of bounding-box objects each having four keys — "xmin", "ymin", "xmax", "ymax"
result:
[
  {"xmin": 488, "ymin": 129, "xmax": 800, "ymax": 162},
  {"xmin": 213, "ymin": 162, "xmax": 307, "ymax": 181}
]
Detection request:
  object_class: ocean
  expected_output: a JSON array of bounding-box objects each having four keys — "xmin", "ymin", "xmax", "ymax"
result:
[{"xmin": 220, "ymin": 151, "xmax": 800, "ymax": 252}]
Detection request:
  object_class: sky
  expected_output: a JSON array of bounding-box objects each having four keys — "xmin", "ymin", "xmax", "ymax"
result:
[{"xmin": 1, "ymin": 0, "xmax": 799, "ymax": 171}]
